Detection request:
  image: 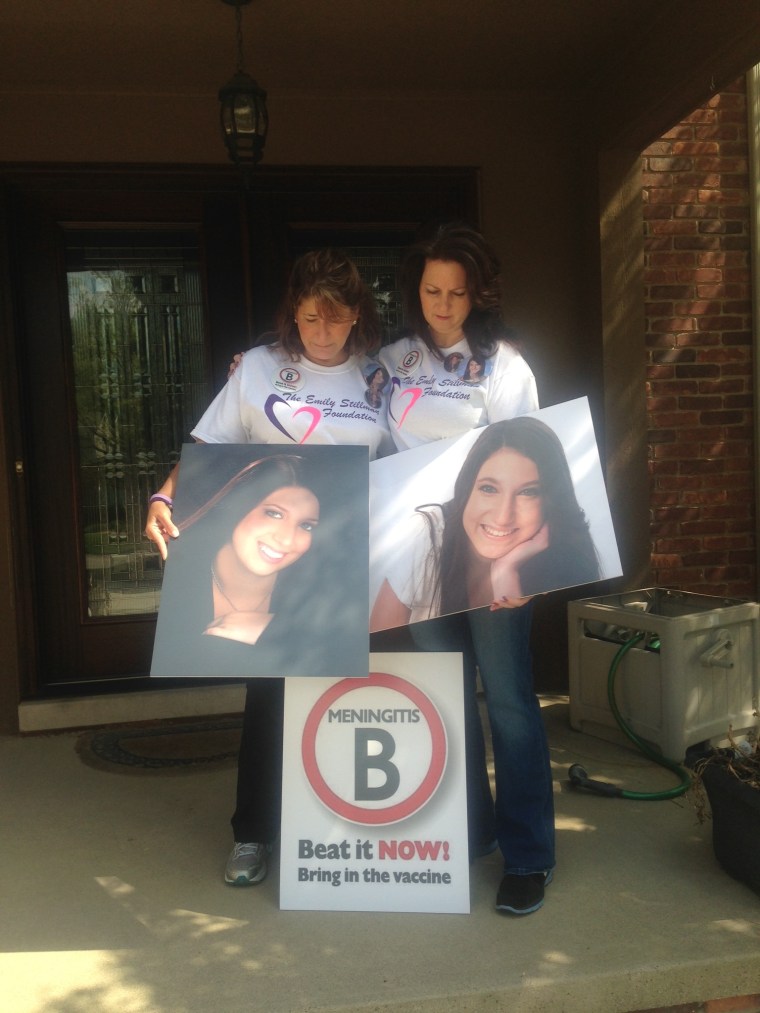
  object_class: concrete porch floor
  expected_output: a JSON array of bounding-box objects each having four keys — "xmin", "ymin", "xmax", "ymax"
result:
[{"xmin": 2, "ymin": 696, "xmax": 759, "ymax": 1013}]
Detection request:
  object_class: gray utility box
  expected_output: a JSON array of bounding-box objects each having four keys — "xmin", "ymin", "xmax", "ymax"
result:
[{"xmin": 568, "ymin": 588, "xmax": 759, "ymax": 761}]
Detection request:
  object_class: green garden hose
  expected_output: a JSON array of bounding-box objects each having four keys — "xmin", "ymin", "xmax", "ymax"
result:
[{"xmin": 568, "ymin": 630, "xmax": 692, "ymax": 800}]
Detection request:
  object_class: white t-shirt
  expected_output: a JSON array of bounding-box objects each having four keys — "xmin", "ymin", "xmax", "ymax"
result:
[
  {"xmin": 383, "ymin": 508, "xmax": 444, "ymax": 624},
  {"xmin": 191, "ymin": 344, "xmax": 394, "ymax": 460},
  {"xmin": 378, "ymin": 336, "xmax": 538, "ymax": 451}
]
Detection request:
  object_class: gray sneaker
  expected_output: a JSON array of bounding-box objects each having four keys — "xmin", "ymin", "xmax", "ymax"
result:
[{"xmin": 224, "ymin": 842, "xmax": 270, "ymax": 885}]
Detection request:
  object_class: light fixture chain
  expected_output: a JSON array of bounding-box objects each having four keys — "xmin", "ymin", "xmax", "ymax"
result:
[{"xmin": 235, "ymin": 3, "xmax": 245, "ymax": 74}]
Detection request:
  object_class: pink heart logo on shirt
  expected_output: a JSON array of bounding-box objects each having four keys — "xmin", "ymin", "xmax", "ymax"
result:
[
  {"xmin": 389, "ymin": 380, "xmax": 422, "ymax": 429},
  {"xmin": 264, "ymin": 394, "xmax": 322, "ymax": 443}
]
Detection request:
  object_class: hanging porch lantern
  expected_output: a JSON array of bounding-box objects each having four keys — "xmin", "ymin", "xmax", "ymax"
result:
[{"xmin": 219, "ymin": 0, "xmax": 269, "ymax": 167}]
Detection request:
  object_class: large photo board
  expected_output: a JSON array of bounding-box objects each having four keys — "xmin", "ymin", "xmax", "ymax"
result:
[
  {"xmin": 370, "ymin": 398, "xmax": 621, "ymax": 631},
  {"xmin": 151, "ymin": 443, "xmax": 370, "ymax": 679}
]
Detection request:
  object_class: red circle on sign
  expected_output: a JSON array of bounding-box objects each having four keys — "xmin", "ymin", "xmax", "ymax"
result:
[{"xmin": 301, "ymin": 672, "xmax": 447, "ymax": 825}]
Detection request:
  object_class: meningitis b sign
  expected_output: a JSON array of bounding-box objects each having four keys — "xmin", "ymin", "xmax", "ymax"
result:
[
  {"xmin": 301, "ymin": 672, "xmax": 447, "ymax": 825},
  {"xmin": 280, "ymin": 653, "xmax": 469, "ymax": 913}
]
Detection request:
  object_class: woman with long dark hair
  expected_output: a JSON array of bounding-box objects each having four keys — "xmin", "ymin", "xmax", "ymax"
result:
[{"xmin": 377, "ymin": 222, "xmax": 575, "ymax": 915}]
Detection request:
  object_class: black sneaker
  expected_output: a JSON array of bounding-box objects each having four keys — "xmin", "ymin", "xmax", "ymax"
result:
[{"xmin": 495, "ymin": 870, "xmax": 553, "ymax": 915}]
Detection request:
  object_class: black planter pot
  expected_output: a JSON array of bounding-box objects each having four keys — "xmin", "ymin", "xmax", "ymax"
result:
[{"xmin": 701, "ymin": 762, "xmax": 760, "ymax": 896}]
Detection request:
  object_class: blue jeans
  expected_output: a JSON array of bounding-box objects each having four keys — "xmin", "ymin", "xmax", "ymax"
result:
[{"xmin": 410, "ymin": 603, "xmax": 555, "ymax": 876}]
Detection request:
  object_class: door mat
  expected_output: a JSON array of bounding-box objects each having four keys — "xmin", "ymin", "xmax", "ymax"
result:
[{"xmin": 75, "ymin": 718, "xmax": 242, "ymax": 775}]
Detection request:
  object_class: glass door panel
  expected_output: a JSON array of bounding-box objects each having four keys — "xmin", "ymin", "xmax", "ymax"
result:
[
  {"xmin": 66, "ymin": 231, "xmax": 210, "ymax": 620},
  {"xmin": 344, "ymin": 247, "xmax": 404, "ymax": 345}
]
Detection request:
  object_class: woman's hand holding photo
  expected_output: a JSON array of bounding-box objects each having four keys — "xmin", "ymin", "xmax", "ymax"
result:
[
  {"xmin": 489, "ymin": 594, "xmax": 534, "ymax": 611},
  {"xmin": 145, "ymin": 492, "xmax": 180, "ymax": 561}
]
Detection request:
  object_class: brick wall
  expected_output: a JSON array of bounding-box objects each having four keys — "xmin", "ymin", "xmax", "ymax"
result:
[{"xmin": 643, "ymin": 78, "xmax": 755, "ymax": 597}]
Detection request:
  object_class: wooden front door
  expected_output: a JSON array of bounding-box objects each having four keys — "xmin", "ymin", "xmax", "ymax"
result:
[
  {"xmin": 6, "ymin": 165, "xmax": 478, "ymax": 696},
  {"xmin": 9, "ymin": 175, "xmax": 251, "ymax": 693}
]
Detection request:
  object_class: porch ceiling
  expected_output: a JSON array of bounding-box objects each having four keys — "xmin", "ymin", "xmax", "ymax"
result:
[
  {"xmin": 1, "ymin": 0, "xmax": 664, "ymax": 94},
  {"xmin": 3, "ymin": 1, "xmax": 759, "ymax": 152},
  {"xmin": 1, "ymin": 3, "xmax": 758, "ymax": 111}
]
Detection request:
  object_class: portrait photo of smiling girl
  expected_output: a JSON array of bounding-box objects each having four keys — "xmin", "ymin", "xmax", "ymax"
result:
[
  {"xmin": 369, "ymin": 398, "xmax": 621, "ymax": 632},
  {"xmin": 151, "ymin": 443, "xmax": 369, "ymax": 678}
]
